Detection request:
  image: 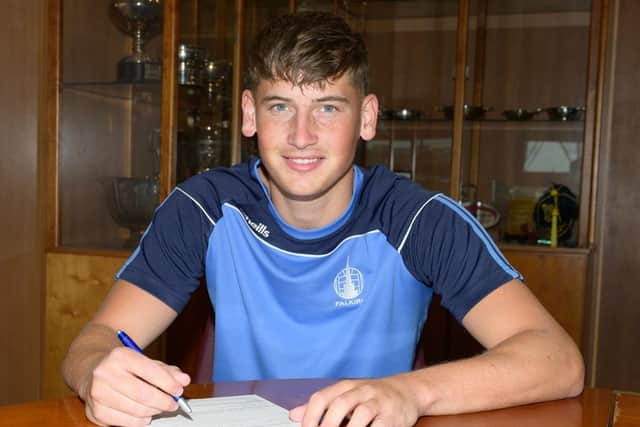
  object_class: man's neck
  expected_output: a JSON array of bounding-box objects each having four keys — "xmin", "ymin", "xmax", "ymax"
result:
[{"xmin": 259, "ymin": 168, "xmax": 354, "ymax": 230}]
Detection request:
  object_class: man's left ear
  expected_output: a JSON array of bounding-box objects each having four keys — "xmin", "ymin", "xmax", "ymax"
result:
[
  {"xmin": 241, "ymin": 89, "xmax": 257, "ymax": 137},
  {"xmin": 360, "ymin": 94, "xmax": 379, "ymax": 141}
]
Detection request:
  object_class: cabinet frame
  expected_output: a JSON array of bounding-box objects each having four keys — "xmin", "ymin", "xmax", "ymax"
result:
[
  {"xmin": 40, "ymin": 0, "xmax": 610, "ymax": 391},
  {"xmin": 45, "ymin": 0, "xmax": 607, "ymax": 252}
]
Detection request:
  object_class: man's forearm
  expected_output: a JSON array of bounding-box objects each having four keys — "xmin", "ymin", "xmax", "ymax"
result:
[
  {"xmin": 62, "ymin": 322, "xmax": 121, "ymax": 399},
  {"xmin": 408, "ymin": 328, "xmax": 584, "ymax": 415}
]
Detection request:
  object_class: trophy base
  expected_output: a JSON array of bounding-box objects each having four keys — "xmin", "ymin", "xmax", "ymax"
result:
[{"xmin": 117, "ymin": 59, "xmax": 162, "ymax": 83}]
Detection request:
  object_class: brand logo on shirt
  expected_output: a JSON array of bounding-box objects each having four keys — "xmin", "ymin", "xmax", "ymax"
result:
[
  {"xmin": 334, "ymin": 257, "xmax": 364, "ymax": 307},
  {"xmin": 243, "ymin": 213, "xmax": 270, "ymax": 238}
]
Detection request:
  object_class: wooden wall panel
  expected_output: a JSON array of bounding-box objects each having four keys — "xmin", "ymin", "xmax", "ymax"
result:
[
  {"xmin": 43, "ymin": 251, "xmax": 165, "ymax": 399},
  {"xmin": 421, "ymin": 248, "xmax": 590, "ymax": 367},
  {"xmin": 592, "ymin": 0, "xmax": 640, "ymax": 392},
  {"xmin": 502, "ymin": 247, "xmax": 590, "ymax": 348},
  {"xmin": 0, "ymin": 0, "xmax": 45, "ymax": 406},
  {"xmin": 43, "ymin": 252, "xmax": 125, "ymax": 399}
]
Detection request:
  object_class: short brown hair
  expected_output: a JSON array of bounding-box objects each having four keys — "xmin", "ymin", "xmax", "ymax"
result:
[{"xmin": 244, "ymin": 12, "xmax": 368, "ymax": 93}]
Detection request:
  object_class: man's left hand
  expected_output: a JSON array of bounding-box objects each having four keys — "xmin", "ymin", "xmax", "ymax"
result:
[{"xmin": 289, "ymin": 376, "xmax": 421, "ymax": 427}]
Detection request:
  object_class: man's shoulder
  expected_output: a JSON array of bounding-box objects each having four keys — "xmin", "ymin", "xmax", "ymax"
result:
[
  {"xmin": 177, "ymin": 159, "xmax": 263, "ymax": 208},
  {"xmin": 354, "ymin": 164, "xmax": 443, "ymax": 244},
  {"xmin": 359, "ymin": 164, "xmax": 439, "ymax": 207}
]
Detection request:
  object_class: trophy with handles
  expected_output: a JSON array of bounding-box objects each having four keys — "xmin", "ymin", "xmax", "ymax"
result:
[
  {"xmin": 105, "ymin": 175, "xmax": 159, "ymax": 248},
  {"xmin": 111, "ymin": 0, "xmax": 163, "ymax": 82}
]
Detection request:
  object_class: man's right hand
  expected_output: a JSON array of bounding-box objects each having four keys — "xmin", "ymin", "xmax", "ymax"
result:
[
  {"xmin": 62, "ymin": 280, "xmax": 185, "ymax": 426},
  {"xmin": 81, "ymin": 346, "xmax": 190, "ymax": 427}
]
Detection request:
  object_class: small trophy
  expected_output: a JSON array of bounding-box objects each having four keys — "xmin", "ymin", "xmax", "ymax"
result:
[
  {"xmin": 205, "ymin": 59, "xmax": 232, "ymax": 112},
  {"xmin": 111, "ymin": 0, "xmax": 163, "ymax": 82},
  {"xmin": 105, "ymin": 176, "xmax": 159, "ymax": 248},
  {"xmin": 178, "ymin": 44, "xmax": 207, "ymax": 87}
]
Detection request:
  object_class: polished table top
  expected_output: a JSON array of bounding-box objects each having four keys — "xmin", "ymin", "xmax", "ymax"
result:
[{"xmin": 0, "ymin": 379, "xmax": 637, "ymax": 427}]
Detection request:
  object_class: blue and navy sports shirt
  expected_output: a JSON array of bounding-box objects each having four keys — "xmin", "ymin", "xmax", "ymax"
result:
[{"xmin": 117, "ymin": 157, "xmax": 522, "ymax": 381}]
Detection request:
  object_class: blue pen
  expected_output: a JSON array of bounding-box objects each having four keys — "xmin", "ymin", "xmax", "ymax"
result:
[{"xmin": 116, "ymin": 330, "xmax": 193, "ymax": 414}]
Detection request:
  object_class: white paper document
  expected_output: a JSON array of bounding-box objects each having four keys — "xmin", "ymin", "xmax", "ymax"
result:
[{"xmin": 151, "ymin": 394, "xmax": 299, "ymax": 426}]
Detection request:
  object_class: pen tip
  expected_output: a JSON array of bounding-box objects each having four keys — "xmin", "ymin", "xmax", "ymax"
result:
[{"xmin": 178, "ymin": 398, "xmax": 192, "ymax": 414}]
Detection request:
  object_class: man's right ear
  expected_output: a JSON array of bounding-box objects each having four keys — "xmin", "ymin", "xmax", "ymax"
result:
[{"xmin": 241, "ymin": 90, "xmax": 257, "ymax": 137}]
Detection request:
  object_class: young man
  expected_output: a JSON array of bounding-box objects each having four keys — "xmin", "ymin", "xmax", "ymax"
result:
[{"xmin": 62, "ymin": 11, "xmax": 584, "ymax": 427}]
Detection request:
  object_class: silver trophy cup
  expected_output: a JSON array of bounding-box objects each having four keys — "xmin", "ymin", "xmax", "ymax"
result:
[
  {"xmin": 111, "ymin": 0, "xmax": 163, "ymax": 82},
  {"xmin": 104, "ymin": 176, "xmax": 159, "ymax": 248}
]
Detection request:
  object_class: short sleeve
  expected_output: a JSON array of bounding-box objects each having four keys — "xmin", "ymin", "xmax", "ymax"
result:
[
  {"xmin": 116, "ymin": 187, "xmax": 214, "ymax": 313},
  {"xmin": 401, "ymin": 194, "xmax": 522, "ymax": 322}
]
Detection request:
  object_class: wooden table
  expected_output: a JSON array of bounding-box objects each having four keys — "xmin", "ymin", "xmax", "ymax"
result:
[
  {"xmin": 0, "ymin": 379, "xmax": 635, "ymax": 427},
  {"xmin": 612, "ymin": 391, "xmax": 640, "ymax": 426}
]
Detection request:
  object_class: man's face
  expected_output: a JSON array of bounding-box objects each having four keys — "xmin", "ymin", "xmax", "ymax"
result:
[{"xmin": 241, "ymin": 74, "xmax": 378, "ymax": 208}]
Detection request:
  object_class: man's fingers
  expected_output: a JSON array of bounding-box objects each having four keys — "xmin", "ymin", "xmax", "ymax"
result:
[
  {"xmin": 117, "ymin": 348, "xmax": 186, "ymax": 398},
  {"xmin": 297, "ymin": 378, "xmax": 419, "ymax": 427},
  {"xmin": 86, "ymin": 402, "xmax": 152, "ymax": 427},
  {"xmin": 162, "ymin": 363, "xmax": 192, "ymax": 386},
  {"xmin": 299, "ymin": 380, "xmax": 369, "ymax": 427},
  {"xmin": 317, "ymin": 385, "xmax": 381, "ymax": 427},
  {"xmin": 345, "ymin": 399, "xmax": 379, "ymax": 427},
  {"xmin": 301, "ymin": 391, "xmax": 330, "ymax": 426},
  {"xmin": 289, "ymin": 404, "xmax": 307, "ymax": 422},
  {"xmin": 92, "ymin": 348, "xmax": 181, "ymax": 413},
  {"xmin": 86, "ymin": 380, "xmax": 157, "ymax": 427},
  {"xmin": 88, "ymin": 371, "xmax": 176, "ymax": 415}
]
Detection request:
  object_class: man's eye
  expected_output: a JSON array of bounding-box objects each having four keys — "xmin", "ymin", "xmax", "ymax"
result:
[
  {"xmin": 270, "ymin": 104, "xmax": 288, "ymax": 112},
  {"xmin": 319, "ymin": 105, "xmax": 337, "ymax": 113}
]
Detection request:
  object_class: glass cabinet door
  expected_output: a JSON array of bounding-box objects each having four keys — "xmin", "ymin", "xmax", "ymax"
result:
[
  {"xmin": 176, "ymin": 1, "xmax": 236, "ymax": 183},
  {"xmin": 59, "ymin": 0, "xmax": 164, "ymax": 249},
  {"xmin": 366, "ymin": 1, "xmax": 459, "ymax": 195},
  {"xmin": 176, "ymin": 0, "xmax": 300, "ymax": 181},
  {"xmin": 332, "ymin": 1, "xmax": 458, "ymax": 195},
  {"xmin": 461, "ymin": 0, "xmax": 592, "ymax": 247}
]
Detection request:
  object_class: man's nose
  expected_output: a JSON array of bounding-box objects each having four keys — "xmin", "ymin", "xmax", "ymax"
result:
[{"xmin": 288, "ymin": 112, "xmax": 317, "ymax": 149}]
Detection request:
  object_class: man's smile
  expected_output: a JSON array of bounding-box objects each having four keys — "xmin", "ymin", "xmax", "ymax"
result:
[
  {"xmin": 287, "ymin": 157, "xmax": 321, "ymax": 165},
  {"xmin": 285, "ymin": 156, "xmax": 323, "ymax": 172}
]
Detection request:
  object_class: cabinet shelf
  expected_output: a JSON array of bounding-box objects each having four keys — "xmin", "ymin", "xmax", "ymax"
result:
[
  {"xmin": 62, "ymin": 81, "xmax": 161, "ymax": 101},
  {"xmin": 378, "ymin": 118, "xmax": 584, "ymax": 132},
  {"xmin": 497, "ymin": 243, "xmax": 591, "ymax": 255}
]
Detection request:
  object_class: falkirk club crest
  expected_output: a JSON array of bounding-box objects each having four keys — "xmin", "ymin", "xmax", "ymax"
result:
[{"xmin": 333, "ymin": 257, "xmax": 364, "ymax": 301}]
